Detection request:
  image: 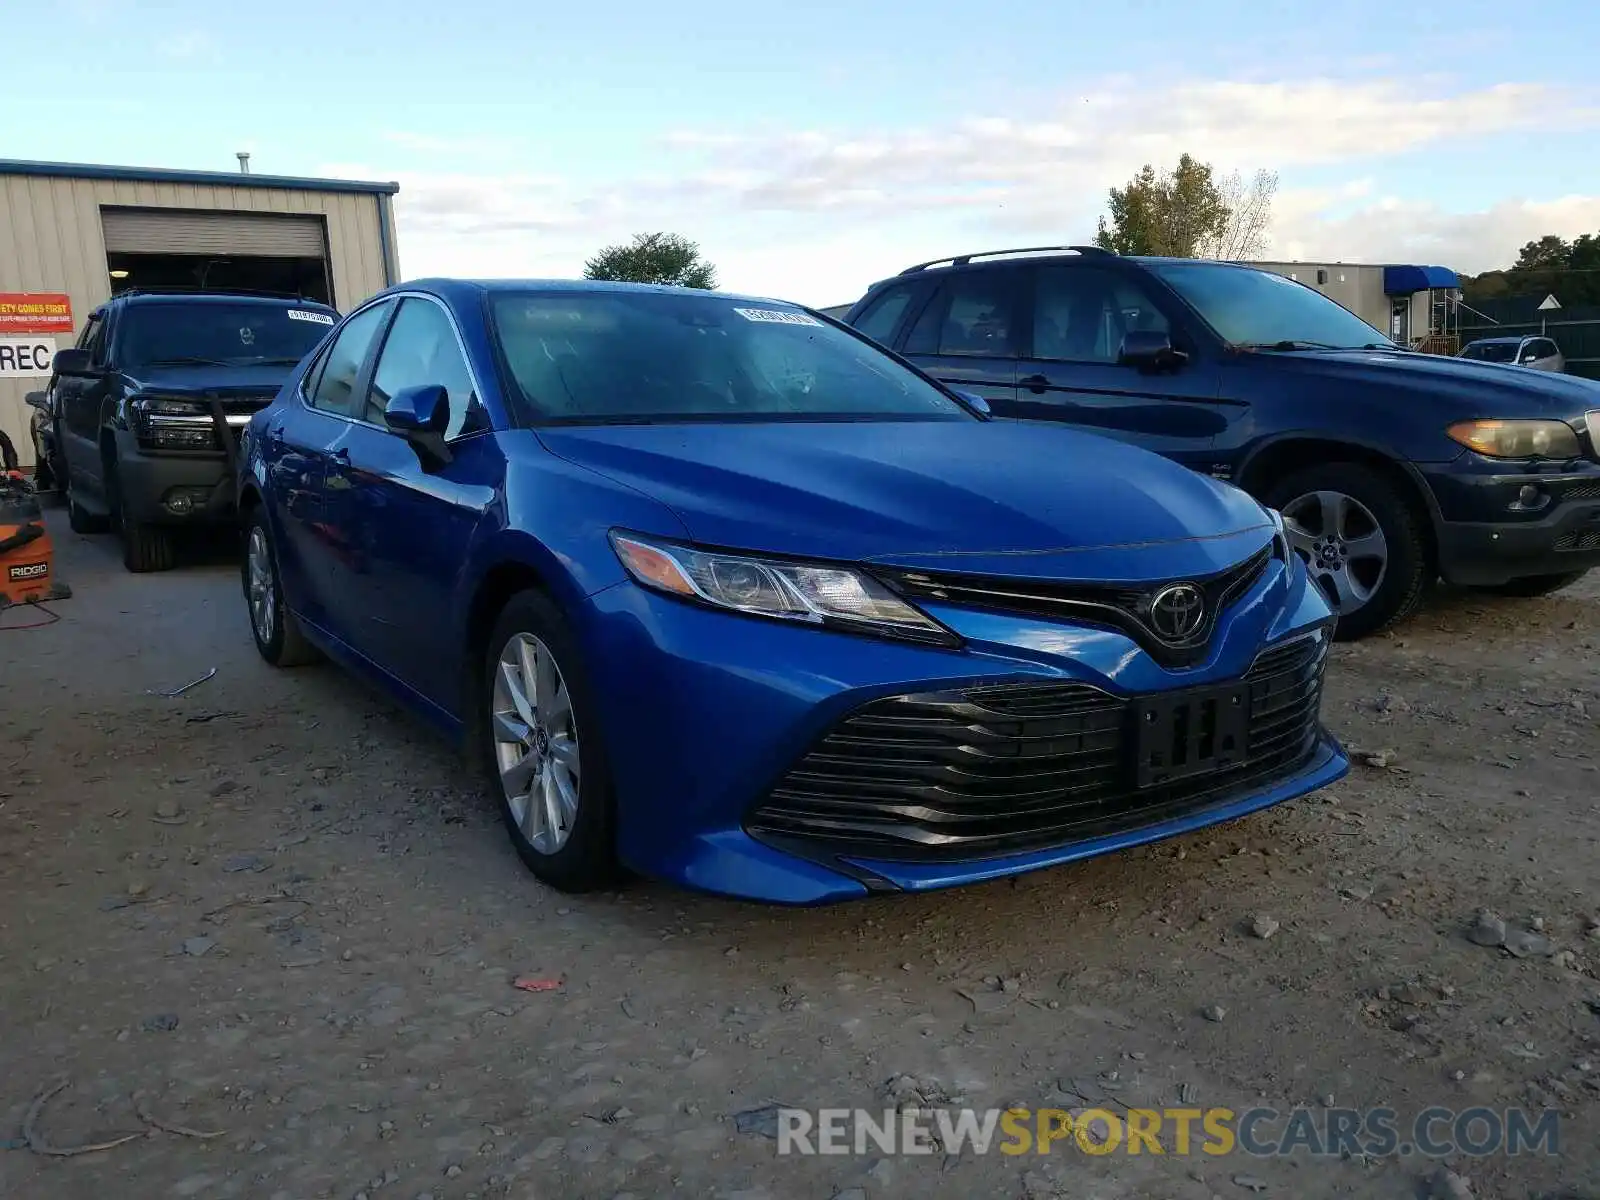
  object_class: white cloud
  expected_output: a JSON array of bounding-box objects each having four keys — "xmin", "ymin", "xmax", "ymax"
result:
[
  {"xmin": 1271, "ymin": 193, "xmax": 1600, "ymax": 274},
  {"xmin": 324, "ymin": 75, "xmax": 1600, "ymax": 305}
]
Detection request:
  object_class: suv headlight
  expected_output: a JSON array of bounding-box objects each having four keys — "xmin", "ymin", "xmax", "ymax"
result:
[
  {"xmin": 1447, "ymin": 419, "xmax": 1581, "ymax": 460},
  {"xmin": 132, "ymin": 396, "xmax": 220, "ymax": 452},
  {"xmin": 610, "ymin": 531, "xmax": 958, "ymax": 646}
]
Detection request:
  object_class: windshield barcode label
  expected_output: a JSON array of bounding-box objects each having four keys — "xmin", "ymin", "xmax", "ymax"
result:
[
  {"xmin": 286, "ymin": 309, "xmax": 335, "ymax": 325},
  {"xmin": 734, "ymin": 308, "xmax": 822, "ymax": 327}
]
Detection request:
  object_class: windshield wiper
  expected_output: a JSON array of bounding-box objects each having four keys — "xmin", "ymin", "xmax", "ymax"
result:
[
  {"xmin": 144, "ymin": 355, "xmax": 231, "ymax": 366},
  {"xmin": 254, "ymin": 357, "xmax": 308, "ymax": 365},
  {"xmin": 1233, "ymin": 340, "xmax": 1345, "ymax": 352}
]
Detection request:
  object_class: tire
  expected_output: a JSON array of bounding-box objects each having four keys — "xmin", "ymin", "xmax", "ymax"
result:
[
  {"xmin": 483, "ymin": 589, "xmax": 619, "ymax": 893},
  {"xmin": 1480, "ymin": 570, "xmax": 1588, "ymax": 599},
  {"xmin": 243, "ymin": 507, "xmax": 320, "ymax": 667},
  {"xmin": 106, "ymin": 455, "xmax": 177, "ymax": 573},
  {"xmin": 1263, "ymin": 463, "xmax": 1430, "ymax": 641},
  {"xmin": 120, "ymin": 514, "xmax": 177, "ymax": 573}
]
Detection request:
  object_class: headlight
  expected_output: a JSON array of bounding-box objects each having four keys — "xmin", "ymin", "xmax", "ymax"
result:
[
  {"xmin": 1447, "ymin": 419, "xmax": 1581, "ymax": 460},
  {"xmin": 1262, "ymin": 505, "xmax": 1291, "ymax": 562},
  {"xmin": 132, "ymin": 395, "xmax": 220, "ymax": 452},
  {"xmin": 610, "ymin": 531, "xmax": 958, "ymax": 646}
]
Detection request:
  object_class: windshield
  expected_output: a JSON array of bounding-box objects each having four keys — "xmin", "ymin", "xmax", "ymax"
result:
[
  {"xmin": 1462, "ymin": 341, "xmax": 1518, "ymax": 363},
  {"xmin": 489, "ymin": 290, "xmax": 972, "ymax": 423},
  {"xmin": 118, "ymin": 302, "xmax": 336, "ymax": 369},
  {"xmin": 1148, "ymin": 262, "xmax": 1397, "ymax": 351}
]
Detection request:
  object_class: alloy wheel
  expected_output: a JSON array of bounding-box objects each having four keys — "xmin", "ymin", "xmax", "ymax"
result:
[
  {"xmin": 492, "ymin": 632, "xmax": 581, "ymax": 855},
  {"xmin": 1280, "ymin": 489, "xmax": 1389, "ymax": 616},
  {"xmin": 246, "ymin": 526, "xmax": 277, "ymax": 643}
]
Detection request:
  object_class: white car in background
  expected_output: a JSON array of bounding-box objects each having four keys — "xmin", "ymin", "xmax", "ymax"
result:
[{"xmin": 1459, "ymin": 335, "xmax": 1566, "ymax": 373}]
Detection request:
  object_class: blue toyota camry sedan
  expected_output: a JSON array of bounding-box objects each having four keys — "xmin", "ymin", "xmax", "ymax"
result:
[{"xmin": 237, "ymin": 279, "xmax": 1348, "ymax": 904}]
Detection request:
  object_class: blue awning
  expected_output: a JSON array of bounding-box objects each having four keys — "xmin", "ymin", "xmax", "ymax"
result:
[{"xmin": 1384, "ymin": 265, "xmax": 1459, "ymax": 294}]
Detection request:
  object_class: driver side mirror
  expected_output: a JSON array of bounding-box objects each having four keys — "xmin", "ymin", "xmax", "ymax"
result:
[
  {"xmin": 52, "ymin": 348, "xmax": 98, "ymax": 377},
  {"xmin": 1118, "ymin": 330, "xmax": 1187, "ymax": 373},
  {"xmin": 383, "ymin": 384, "xmax": 453, "ymax": 470},
  {"xmin": 24, "ymin": 391, "xmax": 49, "ymax": 412}
]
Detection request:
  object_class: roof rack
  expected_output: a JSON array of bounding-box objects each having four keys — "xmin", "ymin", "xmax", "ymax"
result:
[{"xmin": 897, "ymin": 245, "xmax": 1113, "ymax": 275}]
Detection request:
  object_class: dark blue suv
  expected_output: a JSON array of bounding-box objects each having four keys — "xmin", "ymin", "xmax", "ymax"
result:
[{"xmin": 844, "ymin": 247, "xmax": 1600, "ymax": 638}]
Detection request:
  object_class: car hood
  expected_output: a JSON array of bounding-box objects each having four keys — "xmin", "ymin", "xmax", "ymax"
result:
[
  {"xmin": 1277, "ymin": 348, "xmax": 1600, "ymax": 417},
  {"xmin": 536, "ymin": 420, "xmax": 1275, "ymax": 583},
  {"xmin": 123, "ymin": 362, "xmax": 296, "ymax": 398}
]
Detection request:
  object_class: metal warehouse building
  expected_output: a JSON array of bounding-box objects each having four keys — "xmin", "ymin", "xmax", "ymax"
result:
[{"xmin": 0, "ymin": 158, "xmax": 400, "ymax": 465}]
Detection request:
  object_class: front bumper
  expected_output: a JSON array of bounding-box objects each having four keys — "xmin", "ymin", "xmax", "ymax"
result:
[
  {"xmin": 113, "ymin": 430, "xmax": 237, "ymax": 526},
  {"xmin": 1423, "ymin": 457, "xmax": 1600, "ymax": 585},
  {"xmin": 576, "ymin": 554, "xmax": 1347, "ymax": 904}
]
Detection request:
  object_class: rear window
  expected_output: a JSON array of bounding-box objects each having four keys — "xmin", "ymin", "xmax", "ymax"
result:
[
  {"xmin": 116, "ymin": 302, "xmax": 337, "ymax": 370},
  {"xmin": 1463, "ymin": 341, "xmax": 1518, "ymax": 363}
]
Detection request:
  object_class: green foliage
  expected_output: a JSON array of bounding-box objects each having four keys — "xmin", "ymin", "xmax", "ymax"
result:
[
  {"xmin": 1462, "ymin": 230, "xmax": 1600, "ymax": 306},
  {"xmin": 582, "ymin": 232, "xmax": 718, "ymax": 289},
  {"xmin": 1093, "ymin": 155, "xmax": 1232, "ymax": 258}
]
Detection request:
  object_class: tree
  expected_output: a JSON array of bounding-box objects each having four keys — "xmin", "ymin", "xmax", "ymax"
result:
[
  {"xmin": 583, "ymin": 232, "xmax": 717, "ymax": 289},
  {"xmin": 1093, "ymin": 154, "xmax": 1232, "ymax": 259},
  {"xmin": 1513, "ymin": 235, "xmax": 1571, "ymax": 272},
  {"xmin": 1462, "ymin": 230, "xmax": 1600, "ymax": 306},
  {"xmin": 1197, "ymin": 168, "xmax": 1278, "ymax": 261}
]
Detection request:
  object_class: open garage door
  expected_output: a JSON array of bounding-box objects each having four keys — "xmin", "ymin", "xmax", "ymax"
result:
[
  {"xmin": 102, "ymin": 209, "xmax": 327, "ymax": 257},
  {"xmin": 100, "ymin": 208, "xmax": 333, "ymax": 305}
]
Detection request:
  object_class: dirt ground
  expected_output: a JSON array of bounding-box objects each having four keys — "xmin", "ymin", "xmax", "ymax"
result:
[{"xmin": 2, "ymin": 513, "xmax": 1598, "ymax": 1200}]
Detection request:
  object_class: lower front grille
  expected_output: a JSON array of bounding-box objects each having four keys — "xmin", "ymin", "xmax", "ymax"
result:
[
  {"xmin": 747, "ymin": 634, "xmax": 1329, "ymax": 862},
  {"xmin": 1555, "ymin": 531, "xmax": 1600, "ymax": 553}
]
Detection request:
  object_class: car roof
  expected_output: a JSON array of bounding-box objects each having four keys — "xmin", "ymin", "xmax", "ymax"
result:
[
  {"xmin": 398, "ymin": 277, "xmax": 798, "ymax": 308},
  {"xmin": 1466, "ymin": 336, "xmax": 1528, "ymax": 345}
]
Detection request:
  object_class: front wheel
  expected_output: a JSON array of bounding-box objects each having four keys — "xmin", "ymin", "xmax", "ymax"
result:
[
  {"xmin": 243, "ymin": 508, "xmax": 319, "ymax": 666},
  {"xmin": 1263, "ymin": 464, "xmax": 1431, "ymax": 641},
  {"xmin": 1479, "ymin": 570, "xmax": 1588, "ymax": 599},
  {"xmin": 109, "ymin": 457, "xmax": 176, "ymax": 573},
  {"xmin": 485, "ymin": 590, "xmax": 619, "ymax": 893}
]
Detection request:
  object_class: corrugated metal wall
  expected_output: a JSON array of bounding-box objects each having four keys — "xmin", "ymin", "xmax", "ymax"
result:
[{"xmin": 0, "ymin": 172, "xmax": 397, "ymax": 466}]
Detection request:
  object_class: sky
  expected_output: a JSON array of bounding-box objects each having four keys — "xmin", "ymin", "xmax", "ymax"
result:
[{"xmin": 5, "ymin": 0, "xmax": 1599, "ymax": 306}]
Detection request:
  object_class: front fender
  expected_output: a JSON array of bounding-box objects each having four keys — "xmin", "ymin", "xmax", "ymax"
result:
[{"xmin": 449, "ymin": 436, "xmax": 693, "ymax": 659}]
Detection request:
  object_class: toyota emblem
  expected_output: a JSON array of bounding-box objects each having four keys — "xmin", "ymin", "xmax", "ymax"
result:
[{"xmin": 1149, "ymin": 582, "xmax": 1205, "ymax": 643}]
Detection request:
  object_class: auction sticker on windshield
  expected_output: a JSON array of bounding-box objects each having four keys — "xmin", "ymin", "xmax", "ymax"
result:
[
  {"xmin": 734, "ymin": 308, "xmax": 822, "ymax": 327},
  {"xmin": 286, "ymin": 309, "xmax": 336, "ymax": 325}
]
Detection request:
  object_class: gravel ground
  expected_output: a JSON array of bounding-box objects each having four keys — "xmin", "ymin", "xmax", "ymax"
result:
[{"xmin": 2, "ymin": 516, "xmax": 1598, "ymax": 1200}]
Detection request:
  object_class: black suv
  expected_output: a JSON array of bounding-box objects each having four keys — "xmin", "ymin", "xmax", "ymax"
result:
[
  {"xmin": 46, "ymin": 290, "xmax": 338, "ymax": 571},
  {"xmin": 843, "ymin": 246, "xmax": 1600, "ymax": 638}
]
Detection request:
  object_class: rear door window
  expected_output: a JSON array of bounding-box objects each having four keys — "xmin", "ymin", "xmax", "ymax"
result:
[{"xmin": 904, "ymin": 272, "xmax": 1018, "ymax": 357}]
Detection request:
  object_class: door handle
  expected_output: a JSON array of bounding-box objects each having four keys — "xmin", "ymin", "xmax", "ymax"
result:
[{"xmin": 1020, "ymin": 374, "xmax": 1050, "ymax": 393}]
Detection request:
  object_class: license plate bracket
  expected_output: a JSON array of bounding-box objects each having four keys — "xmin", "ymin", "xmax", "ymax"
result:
[{"xmin": 1133, "ymin": 683, "xmax": 1250, "ymax": 788}]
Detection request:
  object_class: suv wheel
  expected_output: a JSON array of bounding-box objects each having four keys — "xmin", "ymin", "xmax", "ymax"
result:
[
  {"xmin": 485, "ymin": 590, "xmax": 619, "ymax": 893},
  {"xmin": 243, "ymin": 508, "xmax": 319, "ymax": 666},
  {"xmin": 108, "ymin": 458, "xmax": 176, "ymax": 573},
  {"xmin": 1480, "ymin": 570, "xmax": 1589, "ymax": 599},
  {"xmin": 1264, "ymin": 464, "xmax": 1430, "ymax": 641}
]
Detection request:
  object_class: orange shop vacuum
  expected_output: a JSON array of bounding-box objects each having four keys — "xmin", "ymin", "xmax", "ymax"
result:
[{"xmin": 0, "ymin": 429, "xmax": 71, "ymax": 611}]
